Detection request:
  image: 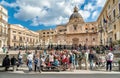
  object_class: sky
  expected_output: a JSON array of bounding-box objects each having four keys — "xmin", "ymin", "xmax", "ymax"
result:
[{"xmin": 0, "ymin": 0, "xmax": 106, "ymax": 31}]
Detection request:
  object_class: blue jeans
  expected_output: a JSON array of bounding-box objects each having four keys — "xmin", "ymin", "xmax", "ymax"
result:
[
  {"xmin": 106, "ymin": 61, "xmax": 112, "ymax": 71},
  {"xmin": 18, "ymin": 58, "xmax": 22, "ymax": 65},
  {"xmin": 89, "ymin": 60, "xmax": 93, "ymax": 70},
  {"xmin": 28, "ymin": 60, "xmax": 32, "ymax": 71}
]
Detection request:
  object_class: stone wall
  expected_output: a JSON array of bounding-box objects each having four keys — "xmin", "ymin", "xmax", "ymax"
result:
[{"xmin": 0, "ymin": 54, "xmax": 27, "ymax": 64}]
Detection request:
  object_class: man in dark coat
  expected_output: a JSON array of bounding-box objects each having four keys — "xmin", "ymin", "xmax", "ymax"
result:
[
  {"xmin": 2, "ymin": 55, "xmax": 10, "ymax": 71},
  {"xmin": 11, "ymin": 56, "xmax": 17, "ymax": 71}
]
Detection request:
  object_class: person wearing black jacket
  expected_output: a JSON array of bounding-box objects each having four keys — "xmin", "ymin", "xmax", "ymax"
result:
[
  {"xmin": 11, "ymin": 56, "xmax": 17, "ymax": 71},
  {"xmin": 88, "ymin": 50, "xmax": 94, "ymax": 70},
  {"xmin": 2, "ymin": 55, "xmax": 10, "ymax": 71}
]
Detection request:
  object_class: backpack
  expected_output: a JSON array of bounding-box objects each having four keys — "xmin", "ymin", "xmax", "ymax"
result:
[{"xmin": 34, "ymin": 58, "xmax": 38, "ymax": 65}]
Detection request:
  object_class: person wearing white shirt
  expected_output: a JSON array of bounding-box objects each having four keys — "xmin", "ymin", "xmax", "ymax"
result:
[
  {"xmin": 27, "ymin": 53, "xmax": 33, "ymax": 71},
  {"xmin": 85, "ymin": 50, "xmax": 89, "ymax": 70},
  {"xmin": 49, "ymin": 53, "xmax": 54, "ymax": 65},
  {"xmin": 106, "ymin": 51, "xmax": 114, "ymax": 71}
]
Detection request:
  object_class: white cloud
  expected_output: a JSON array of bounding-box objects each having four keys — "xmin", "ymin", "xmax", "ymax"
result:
[
  {"xmin": 79, "ymin": 10, "xmax": 91, "ymax": 20},
  {"xmin": 92, "ymin": 11, "xmax": 99, "ymax": 19},
  {"xmin": 83, "ymin": 0, "xmax": 106, "ymax": 21},
  {"xmin": 0, "ymin": 0, "xmax": 86, "ymax": 26},
  {"xmin": 96, "ymin": 0, "xmax": 106, "ymax": 7},
  {"xmin": 84, "ymin": 3, "xmax": 96, "ymax": 11},
  {"xmin": 0, "ymin": 0, "xmax": 106, "ymax": 26},
  {"xmin": 0, "ymin": 0, "xmax": 17, "ymax": 7}
]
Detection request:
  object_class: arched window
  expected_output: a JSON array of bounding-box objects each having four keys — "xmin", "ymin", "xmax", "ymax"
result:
[
  {"xmin": 93, "ymin": 38, "xmax": 95, "ymax": 41},
  {"xmin": 73, "ymin": 24, "xmax": 77, "ymax": 30},
  {"xmin": 92, "ymin": 27, "xmax": 94, "ymax": 30}
]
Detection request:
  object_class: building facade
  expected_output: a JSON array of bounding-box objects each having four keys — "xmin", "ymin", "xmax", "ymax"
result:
[
  {"xmin": 37, "ymin": 6, "xmax": 98, "ymax": 47},
  {"xmin": 8, "ymin": 24, "xmax": 39, "ymax": 48},
  {"xmin": 97, "ymin": 0, "xmax": 120, "ymax": 45},
  {"xmin": 0, "ymin": 0, "xmax": 120, "ymax": 50},
  {"xmin": 0, "ymin": 5, "xmax": 8, "ymax": 51}
]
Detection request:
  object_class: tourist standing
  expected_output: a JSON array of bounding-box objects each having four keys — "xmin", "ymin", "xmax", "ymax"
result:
[
  {"xmin": 2, "ymin": 55, "xmax": 10, "ymax": 71},
  {"xmin": 11, "ymin": 56, "xmax": 17, "ymax": 71},
  {"xmin": 41, "ymin": 55, "xmax": 46, "ymax": 67},
  {"xmin": 27, "ymin": 52, "xmax": 33, "ymax": 71},
  {"xmin": 69, "ymin": 52, "xmax": 75, "ymax": 71},
  {"xmin": 88, "ymin": 50, "xmax": 94, "ymax": 70},
  {"xmin": 106, "ymin": 51, "xmax": 114, "ymax": 71},
  {"xmin": 85, "ymin": 50, "xmax": 89, "ymax": 70},
  {"xmin": 17, "ymin": 51, "xmax": 23, "ymax": 66},
  {"xmin": 49, "ymin": 52, "xmax": 54, "ymax": 65},
  {"xmin": 34, "ymin": 54, "xmax": 41, "ymax": 72}
]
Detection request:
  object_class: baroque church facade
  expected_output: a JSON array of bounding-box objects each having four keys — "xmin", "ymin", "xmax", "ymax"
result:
[{"xmin": 37, "ymin": 6, "xmax": 98, "ymax": 46}]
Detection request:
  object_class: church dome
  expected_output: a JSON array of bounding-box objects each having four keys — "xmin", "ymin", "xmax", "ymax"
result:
[{"xmin": 69, "ymin": 6, "xmax": 83, "ymax": 20}]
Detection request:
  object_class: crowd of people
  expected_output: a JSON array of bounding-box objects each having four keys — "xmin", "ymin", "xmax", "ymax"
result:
[{"xmin": 2, "ymin": 48, "xmax": 114, "ymax": 72}]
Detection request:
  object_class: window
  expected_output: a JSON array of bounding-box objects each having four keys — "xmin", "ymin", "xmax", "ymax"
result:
[
  {"xmin": 47, "ymin": 32, "xmax": 49, "ymax": 34},
  {"xmin": 113, "ymin": 9, "xmax": 115, "ymax": 18},
  {"xmin": 73, "ymin": 25, "xmax": 77, "ymax": 30},
  {"xmin": 14, "ymin": 43, "xmax": 16, "ymax": 46},
  {"xmin": 43, "ymin": 32, "xmax": 45, "ymax": 34},
  {"xmin": 113, "ymin": 0, "xmax": 115, "ymax": 4},
  {"xmin": 114, "ymin": 33, "xmax": 116, "ymax": 40},
  {"xmin": 64, "ymin": 29, "xmax": 67, "ymax": 31},
  {"xmin": 13, "ymin": 36, "xmax": 16, "ymax": 40},
  {"xmin": 23, "ymin": 37, "xmax": 25, "ymax": 40},
  {"xmin": 93, "ymin": 38, "xmax": 95, "ymax": 41},
  {"xmin": 51, "ymin": 32, "xmax": 54, "ymax": 34},
  {"xmin": 19, "ymin": 37, "xmax": 22, "ymax": 41},
  {"xmin": 110, "ymin": 38, "xmax": 112, "ymax": 43},
  {"xmin": 75, "ymin": 20, "xmax": 77, "ymax": 22},
  {"xmin": 114, "ymin": 24, "xmax": 116, "ymax": 29},
  {"xmin": 19, "ymin": 32, "xmax": 21, "ymax": 34},
  {"xmin": 59, "ymin": 30, "xmax": 62, "ymax": 32},
  {"xmin": 85, "ymin": 28, "xmax": 88, "ymax": 32},
  {"xmin": 13, "ymin": 31, "xmax": 16, "ymax": 33},
  {"xmin": 92, "ymin": 28, "xmax": 94, "ymax": 30},
  {"xmin": 27, "ymin": 38, "xmax": 29, "ymax": 41},
  {"xmin": 86, "ymin": 38, "xmax": 88, "ymax": 41}
]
